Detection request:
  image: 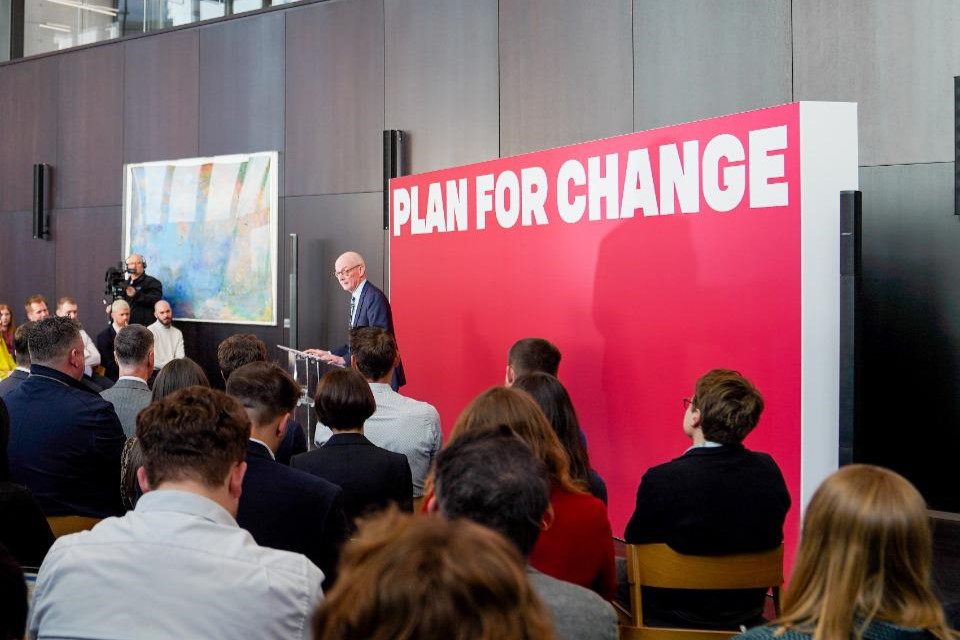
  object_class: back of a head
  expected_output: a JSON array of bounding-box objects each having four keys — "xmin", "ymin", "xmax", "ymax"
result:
[
  {"xmin": 151, "ymin": 357, "xmax": 210, "ymax": 401},
  {"xmin": 693, "ymin": 369, "xmax": 764, "ymax": 444},
  {"xmin": 27, "ymin": 317, "xmax": 79, "ymax": 366},
  {"xmin": 511, "ymin": 372, "xmax": 590, "ymax": 482},
  {"xmin": 114, "ymin": 325, "xmax": 154, "ymax": 367},
  {"xmin": 349, "ymin": 326, "xmax": 397, "ymax": 381},
  {"xmin": 451, "ymin": 387, "xmax": 580, "ymax": 493},
  {"xmin": 312, "ymin": 510, "xmax": 554, "ymax": 640},
  {"xmin": 435, "ymin": 425, "xmax": 550, "ymax": 558},
  {"xmin": 12, "ymin": 323, "xmax": 32, "ymax": 366},
  {"xmin": 225, "ymin": 361, "xmax": 300, "ymax": 427},
  {"xmin": 136, "ymin": 386, "xmax": 249, "ymax": 489},
  {"xmin": 508, "ymin": 338, "xmax": 561, "ymax": 377},
  {"xmin": 217, "ymin": 333, "xmax": 267, "ymax": 380},
  {"xmin": 779, "ymin": 464, "xmax": 951, "ymax": 640},
  {"xmin": 314, "ymin": 368, "xmax": 376, "ymax": 431}
]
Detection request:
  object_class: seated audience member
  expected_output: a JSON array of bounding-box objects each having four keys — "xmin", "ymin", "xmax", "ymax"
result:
[
  {"xmin": 0, "ymin": 543, "xmax": 28, "ymax": 640},
  {"xmin": 0, "ymin": 323, "xmax": 32, "ymax": 400},
  {"xmin": 312, "ymin": 510, "xmax": 554, "ymax": 640},
  {"xmin": 624, "ymin": 369, "xmax": 790, "ymax": 630},
  {"xmin": 292, "ymin": 369, "xmax": 412, "ymax": 528},
  {"xmin": 735, "ymin": 465, "xmax": 953, "ymax": 640},
  {"xmin": 23, "ymin": 295, "xmax": 49, "ymax": 322},
  {"xmin": 217, "ymin": 333, "xmax": 306, "ymax": 465},
  {"xmin": 148, "ymin": 300, "xmax": 184, "ymax": 370},
  {"xmin": 513, "ymin": 372, "xmax": 608, "ymax": 504},
  {"xmin": 315, "ymin": 327, "xmax": 441, "ymax": 500},
  {"xmin": 0, "ymin": 303, "xmax": 15, "ymax": 353},
  {"xmin": 448, "ymin": 387, "xmax": 616, "ymax": 599},
  {"xmin": 227, "ymin": 362, "xmax": 349, "ymax": 589},
  {"xmin": 6, "ymin": 317, "xmax": 125, "ymax": 518},
  {"xmin": 119, "ymin": 356, "xmax": 211, "ymax": 509},
  {"xmin": 504, "ymin": 337, "xmax": 561, "ymax": 386},
  {"xmin": 55, "ymin": 297, "xmax": 101, "ymax": 376},
  {"xmin": 433, "ymin": 425, "xmax": 617, "ymax": 640},
  {"xmin": 151, "ymin": 357, "xmax": 209, "ymax": 400},
  {"xmin": 95, "ymin": 300, "xmax": 131, "ymax": 381},
  {"xmin": 100, "ymin": 325, "xmax": 155, "ymax": 438},
  {"xmin": 0, "ymin": 399, "xmax": 55, "ymax": 568},
  {"xmin": 28, "ymin": 387, "xmax": 323, "ymax": 639}
]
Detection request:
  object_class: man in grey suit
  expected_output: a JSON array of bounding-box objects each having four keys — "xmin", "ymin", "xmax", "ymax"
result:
[
  {"xmin": 431, "ymin": 425, "xmax": 618, "ymax": 640},
  {"xmin": 0, "ymin": 323, "xmax": 33, "ymax": 400},
  {"xmin": 101, "ymin": 325, "xmax": 154, "ymax": 438}
]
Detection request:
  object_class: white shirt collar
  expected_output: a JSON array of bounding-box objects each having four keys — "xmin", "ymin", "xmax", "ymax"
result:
[
  {"xmin": 248, "ymin": 438, "xmax": 276, "ymax": 460},
  {"xmin": 117, "ymin": 375, "xmax": 148, "ymax": 384}
]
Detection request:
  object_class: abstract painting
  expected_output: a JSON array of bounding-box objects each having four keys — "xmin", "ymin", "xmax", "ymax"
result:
[{"xmin": 123, "ymin": 152, "xmax": 278, "ymax": 325}]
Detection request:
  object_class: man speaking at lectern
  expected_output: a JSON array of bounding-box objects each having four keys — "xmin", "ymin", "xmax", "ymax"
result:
[{"xmin": 309, "ymin": 251, "xmax": 405, "ymax": 390}]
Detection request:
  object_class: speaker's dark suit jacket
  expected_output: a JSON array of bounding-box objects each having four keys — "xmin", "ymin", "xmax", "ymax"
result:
[
  {"xmin": 95, "ymin": 325, "xmax": 119, "ymax": 381},
  {"xmin": 291, "ymin": 432, "xmax": 413, "ymax": 528},
  {"xmin": 5, "ymin": 365, "xmax": 126, "ymax": 518},
  {"xmin": 275, "ymin": 419, "xmax": 307, "ymax": 466},
  {"xmin": 331, "ymin": 281, "xmax": 406, "ymax": 389},
  {"xmin": 0, "ymin": 368, "xmax": 28, "ymax": 400},
  {"xmin": 237, "ymin": 440, "xmax": 350, "ymax": 589},
  {"xmin": 624, "ymin": 443, "xmax": 790, "ymax": 630}
]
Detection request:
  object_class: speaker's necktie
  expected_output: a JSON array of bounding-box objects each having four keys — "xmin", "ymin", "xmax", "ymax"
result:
[{"xmin": 349, "ymin": 297, "xmax": 356, "ymax": 328}]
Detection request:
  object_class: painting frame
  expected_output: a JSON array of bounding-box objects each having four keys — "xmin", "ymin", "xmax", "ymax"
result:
[{"xmin": 122, "ymin": 151, "xmax": 279, "ymax": 326}]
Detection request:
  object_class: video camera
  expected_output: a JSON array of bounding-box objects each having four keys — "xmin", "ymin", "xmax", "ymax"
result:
[{"xmin": 104, "ymin": 263, "xmax": 128, "ymax": 301}]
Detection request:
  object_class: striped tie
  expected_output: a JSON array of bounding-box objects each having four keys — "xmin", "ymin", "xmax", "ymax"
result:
[{"xmin": 349, "ymin": 297, "xmax": 355, "ymax": 327}]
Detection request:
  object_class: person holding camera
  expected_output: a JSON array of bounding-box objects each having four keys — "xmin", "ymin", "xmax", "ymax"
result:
[{"xmin": 121, "ymin": 254, "xmax": 162, "ymax": 327}]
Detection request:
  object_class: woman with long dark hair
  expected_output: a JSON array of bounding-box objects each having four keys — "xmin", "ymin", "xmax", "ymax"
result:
[{"xmin": 512, "ymin": 372, "xmax": 607, "ymax": 503}]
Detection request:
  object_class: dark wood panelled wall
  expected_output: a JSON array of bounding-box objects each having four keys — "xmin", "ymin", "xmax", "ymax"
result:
[{"xmin": 1, "ymin": 0, "xmax": 960, "ymax": 510}]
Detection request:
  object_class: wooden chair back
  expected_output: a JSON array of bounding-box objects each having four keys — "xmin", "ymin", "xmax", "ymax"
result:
[
  {"xmin": 46, "ymin": 515, "xmax": 101, "ymax": 538},
  {"xmin": 619, "ymin": 543, "xmax": 784, "ymax": 640}
]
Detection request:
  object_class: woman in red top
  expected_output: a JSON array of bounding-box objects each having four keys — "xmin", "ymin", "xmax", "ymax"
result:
[{"xmin": 448, "ymin": 387, "xmax": 616, "ymax": 600}]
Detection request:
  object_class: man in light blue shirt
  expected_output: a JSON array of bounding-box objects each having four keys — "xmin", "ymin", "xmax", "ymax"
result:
[{"xmin": 29, "ymin": 386, "xmax": 324, "ymax": 640}]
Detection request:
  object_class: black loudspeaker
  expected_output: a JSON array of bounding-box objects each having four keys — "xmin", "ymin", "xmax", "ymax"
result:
[
  {"xmin": 955, "ymin": 77, "xmax": 959, "ymax": 215},
  {"xmin": 33, "ymin": 163, "xmax": 51, "ymax": 240},
  {"xmin": 839, "ymin": 190, "xmax": 862, "ymax": 465},
  {"xmin": 383, "ymin": 130, "xmax": 405, "ymax": 230}
]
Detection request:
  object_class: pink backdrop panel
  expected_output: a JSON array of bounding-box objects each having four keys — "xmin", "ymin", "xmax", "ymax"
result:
[{"xmin": 391, "ymin": 103, "xmax": 803, "ymax": 569}]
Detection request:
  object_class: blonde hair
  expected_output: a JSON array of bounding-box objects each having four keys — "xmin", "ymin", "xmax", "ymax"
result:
[
  {"xmin": 312, "ymin": 510, "xmax": 555, "ymax": 640},
  {"xmin": 773, "ymin": 465, "xmax": 955, "ymax": 640},
  {"xmin": 450, "ymin": 387, "xmax": 585, "ymax": 494}
]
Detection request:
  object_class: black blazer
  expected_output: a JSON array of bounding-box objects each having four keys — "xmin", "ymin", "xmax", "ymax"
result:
[
  {"xmin": 275, "ymin": 419, "xmax": 307, "ymax": 466},
  {"xmin": 5, "ymin": 365, "xmax": 126, "ymax": 518},
  {"xmin": 624, "ymin": 444, "xmax": 791, "ymax": 630},
  {"xmin": 95, "ymin": 325, "xmax": 119, "ymax": 381},
  {"xmin": 121, "ymin": 273, "xmax": 163, "ymax": 327},
  {"xmin": 291, "ymin": 432, "xmax": 413, "ymax": 528},
  {"xmin": 0, "ymin": 369, "xmax": 28, "ymax": 400},
  {"xmin": 624, "ymin": 444, "xmax": 790, "ymax": 552},
  {"xmin": 237, "ymin": 440, "xmax": 350, "ymax": 589}
]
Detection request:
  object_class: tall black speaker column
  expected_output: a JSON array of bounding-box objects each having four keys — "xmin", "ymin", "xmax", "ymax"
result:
[
  {"xmin": 383, "ymin": 130, "xmax": 405, "ymax": 230},
  {"xmin": 839, "ymin": 190, "xmax": 862, "ymax": 466},
  {"xmin": 33, "ymin": 163, "xmax": 51, "ymax": 240}
]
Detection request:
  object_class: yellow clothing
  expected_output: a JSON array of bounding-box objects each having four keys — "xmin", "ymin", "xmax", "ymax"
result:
[{"xmin": 0, "ymin": 339, "xmax": 14, "ymax": 380}]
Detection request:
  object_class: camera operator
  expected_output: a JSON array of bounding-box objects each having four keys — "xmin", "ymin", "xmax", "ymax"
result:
[{"xmin": 120, "ymin": 254, "xmax": 163, "ymax": 327}]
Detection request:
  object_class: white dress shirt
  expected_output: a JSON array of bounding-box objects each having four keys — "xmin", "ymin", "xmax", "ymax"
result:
[{"xmin": 29, "ymin": 489, "xmax": 323, "ymax": 640}]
